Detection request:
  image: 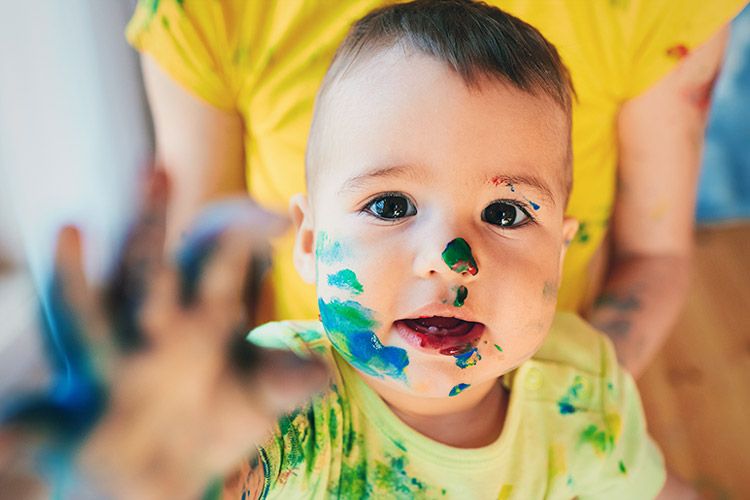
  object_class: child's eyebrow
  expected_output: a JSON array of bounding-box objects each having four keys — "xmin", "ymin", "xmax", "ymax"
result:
[
  {"xmin": 487, "ymin": 174, "xmax": 556, "ymax": 206},
  {"xmin": 340, "ymin": 164, "xmax": 426, "ymax": 193}
]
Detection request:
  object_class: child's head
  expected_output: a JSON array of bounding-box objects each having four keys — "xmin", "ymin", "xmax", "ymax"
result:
[{"xmin": 291, "ymin": 0, "xmax": 579, "ymax": 398}]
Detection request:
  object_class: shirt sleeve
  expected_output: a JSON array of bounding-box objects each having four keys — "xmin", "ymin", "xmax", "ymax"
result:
[
  {"xmin": 577, "ymin": 340, "xmax": 666, "ymax": 499},
  {"xmin": 618, "ymin": 0, "xmax": 746, "ymax": 100},
  {"xmin": 125, "ymin": 0, "xmax": 246, "ymax": 110}
]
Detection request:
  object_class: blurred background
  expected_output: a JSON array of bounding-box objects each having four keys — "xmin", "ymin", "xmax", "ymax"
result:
[{"xmin": 0, "ymin": 1, "xmax": 748, "ymax": 498}]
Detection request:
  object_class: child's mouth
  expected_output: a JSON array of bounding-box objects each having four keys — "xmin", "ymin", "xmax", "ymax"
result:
[{"xmin": 395, "ymin": 317, "xmax": 485, "ymax": 356}]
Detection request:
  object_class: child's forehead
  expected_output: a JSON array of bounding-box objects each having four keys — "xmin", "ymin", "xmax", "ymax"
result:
[{"xmin": 307, "ymin": 49, "xmax": 570, "ymax": 203}]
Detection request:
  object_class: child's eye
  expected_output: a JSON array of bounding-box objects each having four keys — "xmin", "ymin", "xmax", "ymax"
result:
[
  {"xmin": 482, "ymin": 201, "xmax": 532, "ymax": 228},
  {"xmin": 364, "ymin": 193, "xmax": 417, "ymax": 220}
]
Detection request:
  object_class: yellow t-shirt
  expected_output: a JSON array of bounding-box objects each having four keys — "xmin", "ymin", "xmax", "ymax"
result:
[
  {"xmin": 235, "ymin": 313, "xmax": 664, "ymax": 499},
  {"xmin": 126, "ymin": 0, "xmax": 745, "ymax": 320}
]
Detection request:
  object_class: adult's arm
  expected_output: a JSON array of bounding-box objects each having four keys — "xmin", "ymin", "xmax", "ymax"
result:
[
  {"xmin": 141, "ymin": 54, "xmax": 247, "ymax": 250},
  {"xmin": 587, "ymin": 27, "xmax": 730, "ymax": 377}
]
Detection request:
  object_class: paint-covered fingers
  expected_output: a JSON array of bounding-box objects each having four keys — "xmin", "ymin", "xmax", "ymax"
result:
[
  {"xmin": 176, "ymin": 199, "xmax": 287, "ymax": 333},
  {"xmin": 1, "ymin": 226, "xmax": 107, "ymax": 444},
  {"xmin": 105, "ymin": 169, "xmax": 170, "ymax": 352}
]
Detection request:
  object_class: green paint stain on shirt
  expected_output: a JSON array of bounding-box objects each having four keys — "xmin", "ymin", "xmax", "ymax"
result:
[
  {"xmin": 575, "ymin": 222, "xmax": 590, "ymax": 243},
  {"xmin": 453, "ymin": 285, "xmax": 468, "ymax": 307},
  {"xmin": 441, "ymin": 238, "xmax": 478, "ymax": 275},
  {"xmin": 449, "ymin": 383, "xmax": 470, "ymax": 396},
  {"xmin": 328, "ymin": 269, "xmax": 364, "ymax": 295},
  {"xmin": 579, "ymin": 424, "xmax": 616, "ymax": 456},
  {"xmin": 619, "ymin": 460, "xmax": 628, "ymax": 475},
  {"xmin": 374, "ymin": 455, "xmax": 427, "ymax": 496}
]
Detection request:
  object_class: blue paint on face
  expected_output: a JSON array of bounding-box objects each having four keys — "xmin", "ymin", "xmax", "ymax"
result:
[
  {"xmin": 318, "ymin": 298, "xmax": 409, "ymax": 380},
  {"xmin": 449, "ymin": 383, "xmax": 470, "ymax": 396},
  {"xmin": 454, "ymin": 347, "xmax": 481, "ymax": 368},
  {"xmin": 528, "ymin": 200, "xmax": 540, "ymax": 211}
]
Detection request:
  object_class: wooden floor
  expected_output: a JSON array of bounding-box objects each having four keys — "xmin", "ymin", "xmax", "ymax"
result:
[{"xmin": 638, "ymin": 223, "xmax": 750, "ymax": 500}]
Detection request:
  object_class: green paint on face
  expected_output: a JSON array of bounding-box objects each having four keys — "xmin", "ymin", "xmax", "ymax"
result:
[
  {"xmin": 327, "ymin": 269, "xmax": 364, "ymax": 295},
  {"xmin": 453, "ymin": 285, "xmax": 468, "ymax": 307},
  {"xmin": 449, "ymin": 383, "xmax": 470, "ymax": 396},
  {"xmin": 441, "ymin": 238, "xmax": 478, "ymax": 275},
  {"xmin": 494, "ymin": 344, "xmax": 504, "ymax": 352}
]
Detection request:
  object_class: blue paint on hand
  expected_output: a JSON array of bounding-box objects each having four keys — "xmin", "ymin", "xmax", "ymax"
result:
[{"xmin": 1, "ymin": 270, "xmax": 108, "ymax": 450}]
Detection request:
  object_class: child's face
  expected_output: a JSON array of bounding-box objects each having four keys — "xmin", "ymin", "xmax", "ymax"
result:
[{"xmin": 293, "ymin": 48, "xmax": 578, "ymax": 398}]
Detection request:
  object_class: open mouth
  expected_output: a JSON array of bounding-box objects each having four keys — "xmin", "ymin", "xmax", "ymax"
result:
[{"xmin": 395, "ymin": 316, "xmax": 485, "ymax": 356}]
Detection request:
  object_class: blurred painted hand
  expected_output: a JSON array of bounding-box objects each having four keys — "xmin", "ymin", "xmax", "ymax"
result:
[{"xmin": 1, "ymin": 170, "xmax": 328, "ymax": 499}]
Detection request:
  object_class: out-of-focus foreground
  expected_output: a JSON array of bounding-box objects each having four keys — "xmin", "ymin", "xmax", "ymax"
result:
[{"xmin": 639, "ymin": 224, "xmax": 750, "ymax": 500}]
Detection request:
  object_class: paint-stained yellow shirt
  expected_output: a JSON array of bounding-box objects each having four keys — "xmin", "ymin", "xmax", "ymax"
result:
[
  {"xmin": 126, "ymin": 0, "xmax": 745, "ymax": 319},
  {"xmin": 233, "ymin": 313, "xmax": 664, "ymax": 499}
]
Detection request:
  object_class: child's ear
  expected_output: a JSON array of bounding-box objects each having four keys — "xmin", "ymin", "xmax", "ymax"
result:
[
  {"xmin": 558, "ymin": 216, "xmax": 579, "ymax": 277},
  {"xmin": 290, "ymin": 193, "xmax": 316, "ymax": 284}
]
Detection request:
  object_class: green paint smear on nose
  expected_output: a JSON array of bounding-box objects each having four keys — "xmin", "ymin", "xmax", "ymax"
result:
[
  {"xmin": 327, "ymin": 269, "xmax": 364, "ymax": 295},
  {"xmin": 441, "ymin": 238, "xmax": 478, "ymax": 275},
  {"xmin": 449, "ymin": 383, "xmax": 471, "ymax": 397},
  {"xmin": 453, "ymin": 286, "xmax": 468, "ymax": 307}
]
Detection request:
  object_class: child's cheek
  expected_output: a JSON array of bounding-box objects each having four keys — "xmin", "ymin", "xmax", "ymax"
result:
[{"xmin": 315, "ymin": 231, "xmax": 411, "ymax": 382}]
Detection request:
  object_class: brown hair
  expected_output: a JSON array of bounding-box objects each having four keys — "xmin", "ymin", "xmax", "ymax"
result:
[{"xmin": 307, "ymin": 0, "xmax": 575, "ymax": 197}]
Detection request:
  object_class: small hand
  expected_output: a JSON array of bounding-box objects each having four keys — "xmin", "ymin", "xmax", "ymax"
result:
[{"xmin": 1, "ymin": 170, "xmax": 328, "ymax": 499}]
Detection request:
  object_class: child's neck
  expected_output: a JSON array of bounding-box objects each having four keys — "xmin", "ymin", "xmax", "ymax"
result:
[{"xmin": 367, "ymin": 377, "xmax": 509, "ymax": 448}]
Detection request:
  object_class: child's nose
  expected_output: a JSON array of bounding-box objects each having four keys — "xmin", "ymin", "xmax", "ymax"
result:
[{"xmin": 412, "ymin": 236, "xmax": 480, "ymax": 282}]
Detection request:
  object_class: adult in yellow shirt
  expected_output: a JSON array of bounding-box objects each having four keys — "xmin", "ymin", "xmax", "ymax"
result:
[{"xmin": 127, "ymin": 0, "xmax": 744, "ymax": 377}]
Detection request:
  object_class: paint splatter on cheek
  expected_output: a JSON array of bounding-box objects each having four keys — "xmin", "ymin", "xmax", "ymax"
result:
[
  {"xmin": 448, "ymin": 383, "xmax": 471, "ymax": 396},
  {"xmin": 315, "ymin": 231, "xmax": 349, "ymax": 265},
  {"xmin": 441, "ymin": 238, "xmax": 478, "ymax": 275},
  {"xmin": 318, "ymin": 298, "xmax": 409, "ymax": 380},
  {"xmin": 327, "ymin": 269, "xmax": 364, "ymax": 295}
]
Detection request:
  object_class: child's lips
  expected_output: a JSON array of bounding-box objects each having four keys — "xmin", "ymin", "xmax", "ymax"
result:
[{"xmin": 395, "ymin": 317, "xmax": 485, "ymax": 355}]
